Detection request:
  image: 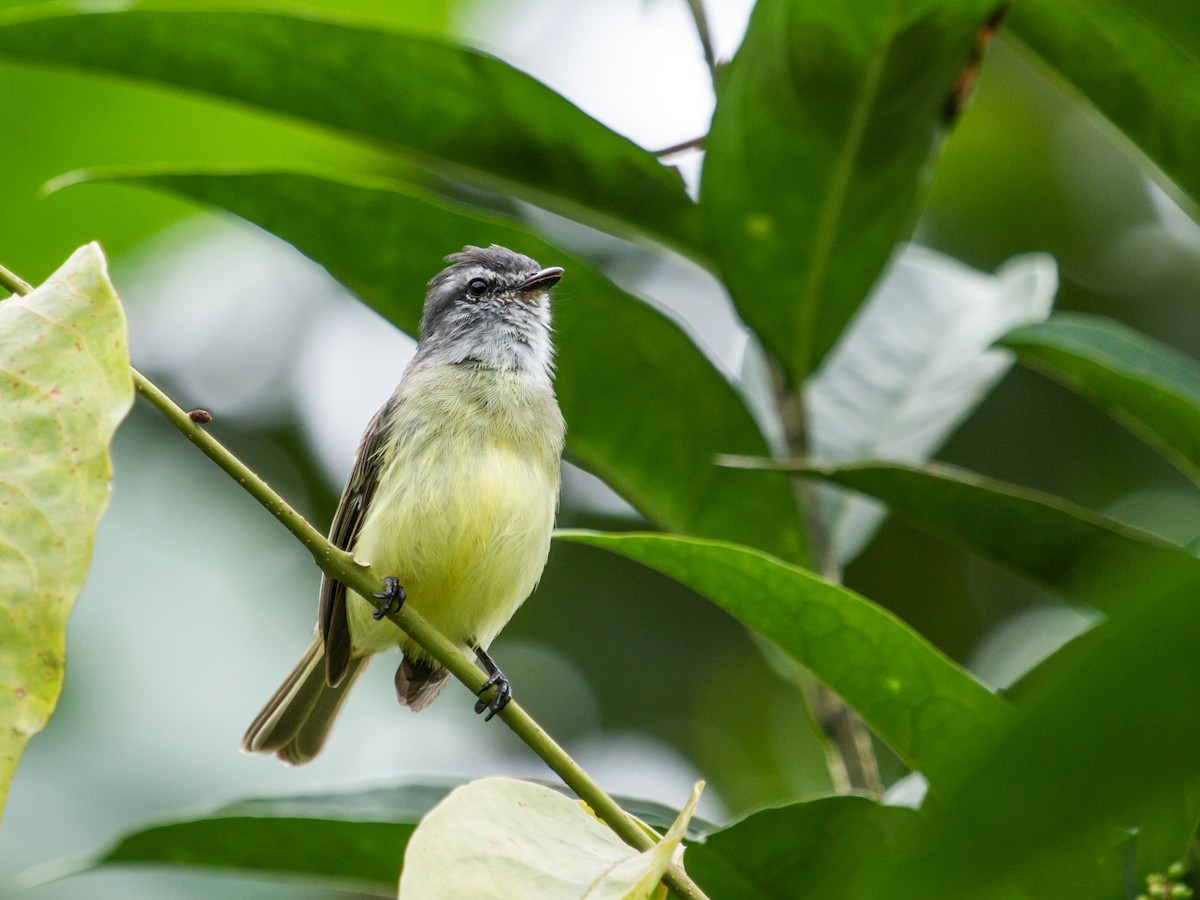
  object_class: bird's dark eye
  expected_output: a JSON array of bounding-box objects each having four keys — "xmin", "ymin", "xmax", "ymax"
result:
[{"xmin": 467, "ymin": 278, "xmax": 488, "ymax": 298}]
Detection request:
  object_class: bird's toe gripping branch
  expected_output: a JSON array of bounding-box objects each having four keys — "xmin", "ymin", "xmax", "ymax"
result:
[
  {"xmin": 473, "ymin": 646, "xmax": 512, "ymax": 721},
  {"xmin": 371, "ymin": 576, "xmax": 406, "ymax": 620}
]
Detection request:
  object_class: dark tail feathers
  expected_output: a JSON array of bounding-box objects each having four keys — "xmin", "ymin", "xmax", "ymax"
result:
[{"xmin": 394, "ymin": 655, "xmax": 451, "ymax": 711}]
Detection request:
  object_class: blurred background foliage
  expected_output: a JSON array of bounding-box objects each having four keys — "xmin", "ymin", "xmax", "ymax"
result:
[{"xmin": 1, "ymin": 0, "xmax": 1199, "ymax": 897}]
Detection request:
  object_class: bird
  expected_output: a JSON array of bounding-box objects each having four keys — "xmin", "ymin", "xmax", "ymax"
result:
[{"xmin": 242, "ymin": 244, "xmax": 566, "ymax": 765}]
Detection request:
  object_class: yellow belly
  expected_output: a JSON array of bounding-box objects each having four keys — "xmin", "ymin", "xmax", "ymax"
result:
[{"xmin": 345, "ymin": 407, "xmax": 560, "ymax": 661}]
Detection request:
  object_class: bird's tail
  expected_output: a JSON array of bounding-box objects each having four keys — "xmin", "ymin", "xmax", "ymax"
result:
[
  {"xmin": 241, "ymin": 637, "xmax": 368, "ymax": 766},
  {"xmin": 394, "ymin": 655, "xmax": 451, "ymax": 711}
]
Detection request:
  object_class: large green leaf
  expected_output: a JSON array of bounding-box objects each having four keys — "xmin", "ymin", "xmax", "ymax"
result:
[
  {"xmin": 701, "ymin": 0, "xmax": 1001, "ymax": 382},
  {"xmin": 724, "ymin": 459, "xmax": 1183, "ymax": 608},
  {"xmin": 0, "ymin": 6, "xmax": 697, "ymax": 248},
  {"xmin": 1009, "ymin": 0, "xmax": 1200, "ymax": 211},
  {"xmin": 685, "ymin": 797, "xmax": 927, "ymax": 900},
  {"xmin": 677, "ymin": 549, "xmax": 1200, "ymax": 899},
  {"xmin": 556, "ymin": 530, "xmax": 1008, "ymax": 782},
  {"xmin": 47, "ymin": 780, "xmax": 448, "ymax": 895},
  {"xmin": 883, "ymin": 551, "xmax": 1200, "ymax": 899},
  {"xmin": 85, "ymin": 816, "xmax": 405, "ymax": 894},
  {"xmin": 0, "ymin": 244, "xmax": 133, "ymax": 822},
  {"xmin": 1001, "ymin": 313, "xmax": 1200, "ymax": 485},
  {"xmin": 68, "ymin": 168, "xmax": 808, "ymax": 563}
]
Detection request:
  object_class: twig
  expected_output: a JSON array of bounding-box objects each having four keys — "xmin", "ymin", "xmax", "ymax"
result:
[
  {"xmin": 653, "ymin": 134, "xmax": 707, "ymax": 157},
  {"xmin": 0, "ymin": 261, "xmax": 33, "ymax": 296},
  {"xmin": 684, "ymin": 0, "xmax": 718, "ymax": 83}
]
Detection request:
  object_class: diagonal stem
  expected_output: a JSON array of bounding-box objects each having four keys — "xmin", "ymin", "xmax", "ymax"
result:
[{"xmin": 0, "ymin": 260, "xmax": 33, "ymax": 296}]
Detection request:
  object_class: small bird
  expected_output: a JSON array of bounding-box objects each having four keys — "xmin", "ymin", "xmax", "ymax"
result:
[{"xmin": 243, "ymin": 245, "xmax": 566, "ymax": 765}]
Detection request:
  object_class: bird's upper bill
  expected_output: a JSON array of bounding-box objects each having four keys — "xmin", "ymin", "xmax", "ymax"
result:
[{"xmin": 517, "ymin": 267, "xmax": 564, "ymax": 293}]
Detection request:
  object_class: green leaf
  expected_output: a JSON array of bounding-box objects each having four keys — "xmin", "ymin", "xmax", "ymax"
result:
[
  {"xmin": 806, "ymin": 248, "xmax": 1056, "ymax": 564},
  {"xmin": 0, "ymin": 6, "xmax": 697, "ymax": 248},
  {"xmin": 1135, "ymin": 776, "xmax": 1200, "ymax": 878},
  {"xmin": 66, "ymin": 167, "xmax": 809, "ymax": 563},
  {"xmin": 701, "ymin": 0, "xmax": 1001, "ymax": 381},
  {"xmin": 1009, "ymin": 0, "xmax": 1200, "ymax": 211},
  {"xmin": 0, "ymin": 244, "xmax": 133, "ymax": 822},
  {"xmin": 399, "ymin": 777, "xmax": 694, "ymax": 900},
  {"xmin": 730, "ymin": 459, "xmax": 1183, "ymax": 608},
  {"xmin": 556, "ymin": 530, "xmax": 1008, "ymax": 782},
  {"xmin": 39, "ymin": 778, "xmax": 711, "ymax": 894},
  {"xmin": 1001, "ymin": 313, "xmax": 1200, "ymax": 485},
  {"xmin": 884, "ymin": 551, "xmax": 1200, "ymax": 898},
  {"xmin": 92, "ymin": 820, "xmax": 402, "ymax": 895},
  {"xmin": 57, "ymin": 780, "xmax": 445, "ymax": 895},
  {"xmin": 684, "ymin": 796, "xmax": 927, "ymax": 900}
]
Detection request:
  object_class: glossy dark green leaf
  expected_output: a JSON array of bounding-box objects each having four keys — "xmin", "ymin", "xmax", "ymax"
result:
[
  {"xmin": 1135, "ymin": 776, "xmax": 1200, "ymax": 878},
  {"xmin": 46, "ymin": 778, "xmax": 711, "ymax": 893},
  {"xmin": 1001, "ymin": 314, "xmax": 1200, "ymax": 485},
  {"xmin": 1009, "ymin": 0, "xmax": 1200, "ymax": 211},
  {"xmin": 0, "ymin": 6, "xmax": 697, "ymax": 248},
  {"xmin": 685, "ymin": 797, "xmax": 927, "ymax": 900},
  {"xmin": 701, "ymin": 0, "xmax": 1001, "ymax": 382},
  {"xmin": 882, "ymin": 551, "xmax": 1200, "ymax": 899},
  {"xmin": 48, "ymin": 781, "xmax": 447, "ymax": 893},
  {"xmin": 69, "ymin": 168, "xmax": 807, "ymax": 563},
  {"xmin": 723, "ymin": 459, "xmax": 1182, "ymax": 608},
  {"xmin": 557, "ymin": 530, "xmax": 1008, "ymax": 782},
  {"xmin": 94, "ymin": 821, "xmax": 402, "ymax": 894}
]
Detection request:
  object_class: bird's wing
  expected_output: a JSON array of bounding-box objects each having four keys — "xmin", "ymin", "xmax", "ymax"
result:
[{"xmin": 319, "ymin": 395, "xmax": 397, "ymax": 686}]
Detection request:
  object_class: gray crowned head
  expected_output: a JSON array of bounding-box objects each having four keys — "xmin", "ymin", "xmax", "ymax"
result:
[{"xmin": 417, "ymin": 245, "xmax": 563, "ymax": 376}]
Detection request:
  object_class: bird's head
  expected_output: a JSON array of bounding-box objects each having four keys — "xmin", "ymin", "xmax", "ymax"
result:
[{"xmin": 418, "ymin": 244, "xmax": 563, "ymax": 376}]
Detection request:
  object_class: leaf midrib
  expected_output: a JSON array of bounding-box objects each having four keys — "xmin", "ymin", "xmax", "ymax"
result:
[{"xmin": 795, "ymin": 2, "xmax": 902, "ymax": 382}]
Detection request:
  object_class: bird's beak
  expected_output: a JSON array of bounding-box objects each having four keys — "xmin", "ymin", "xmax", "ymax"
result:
[{"xmin": 517, "ymin": 266, "xmax": 564, "ymax": 292}]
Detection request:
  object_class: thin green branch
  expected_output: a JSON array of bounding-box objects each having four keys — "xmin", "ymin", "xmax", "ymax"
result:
[
  {"xmin": 131, "ymin": 368, "xmax": 708, "ymax": 899},
  {"xmin": 0, "ymin": 260, "xmax": 33, "ymax": 296}
]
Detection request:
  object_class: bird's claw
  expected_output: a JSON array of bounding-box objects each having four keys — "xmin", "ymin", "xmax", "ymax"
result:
[
  {"xmin": 371, "ymin": 576, "xmax": 406, "ymax": 620},
  {"xmin": 473, "ymin": 647, "xmax": 512, "ymax": 721}
]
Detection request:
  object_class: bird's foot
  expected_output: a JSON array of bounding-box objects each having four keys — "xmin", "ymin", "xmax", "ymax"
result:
[
  {"xmin": 473, "ymin": 646, "xmax": 512, "ymax": 721},
  {"xmin": 371, "ymin": 576, "xmax": 406, "ymax": 620}
]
